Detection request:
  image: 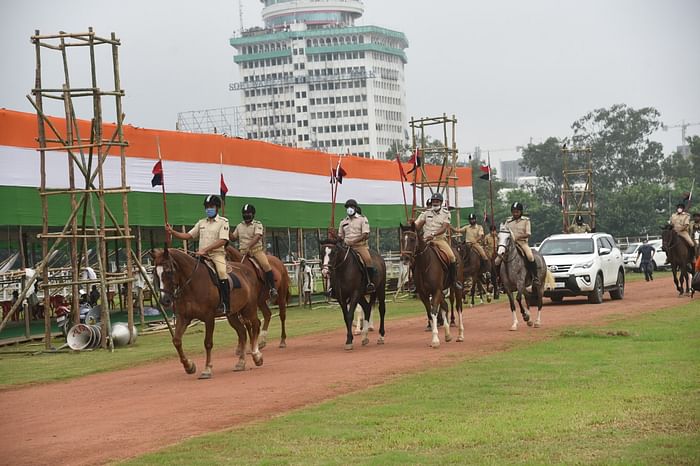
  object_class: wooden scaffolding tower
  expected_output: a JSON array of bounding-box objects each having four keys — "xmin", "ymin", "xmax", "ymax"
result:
[
  {"xmin": 409, "ymin": 114, "xmax": 461, "ymax": 225},
  {"xmin": 0, "ymin": 28, "xmax": 169, "ymax": 349},
  {"xmin": 561, "ymin": 146, "xmax": 595, "ymax": 232}
]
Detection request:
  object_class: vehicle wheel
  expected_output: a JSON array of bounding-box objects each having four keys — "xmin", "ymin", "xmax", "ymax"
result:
[
  {"xmin": 550, "ymin": 296, "xmax": 564, "ymax": 303},
  {"xmin": 610, "ymin": 270, "xmax": 624, "ymax": 300},
  {"xmin": 587, "ymin": 274, "xmax": 604, "ymax": 304}
]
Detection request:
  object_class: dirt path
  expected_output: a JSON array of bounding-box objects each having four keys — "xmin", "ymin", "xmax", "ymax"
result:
[{"xmin": 0, "ymin": 277, "xmax": 692, "ymax": 465}]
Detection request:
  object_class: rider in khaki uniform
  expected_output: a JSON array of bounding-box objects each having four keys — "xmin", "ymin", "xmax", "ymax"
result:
[
  {"xmin": 167, "ymin": 195, "xmax": 231, "ymax": 313},
  {"xmin": 567, "ymin": 215, "xmax": 591, "ymax": 233},
  {"xmin": 691, "ymin": 212, "xmax": 700, "ymax": 256},
  {"xmin": 482, "ymin": 224, "xmax": 499, "ymax": 259},
  {"xmin": 453, "ymin": 213, "xmax": 489, "ymax": 268},
  {"xmin": 230, "ymin": 204, "xmax": 278, "ymax": 300},
  {"xmin": 504, "ymin": 201, "xmax": 540, "ymax": 286},
  {"xmin": 337, "ymin": 199, "xmax": 375, "ymax": 293},
  {"xmin": 414, "ymin": 192, "xmax": 461, "ymax": 289},
  {"xmin": 670, "ymin": 202, "xmax": 695, "ymax": 260}
]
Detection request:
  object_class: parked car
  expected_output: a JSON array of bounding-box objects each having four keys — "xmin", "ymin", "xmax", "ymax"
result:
[
  {"xmin": 622, "ymin": 240, "xmax": 668, "ymax": 272},
  {"xmin": 538, "ymin": 232, "xmax": 625, "ymax": 304}
]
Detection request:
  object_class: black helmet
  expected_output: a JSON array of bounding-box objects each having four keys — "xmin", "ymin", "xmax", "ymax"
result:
[
  {"xmin": 468, "ymin": 213, "xmax": 477, "ymax": 221},
  {"xmin": 355, "ymin": 205, "xmax": 362, "ymax": 215},
  {"xmin": 344, "ymin": 199, "xmax": 358, "ymax": 208},
  {"xmin": 575, "ymin": 214, "xmax": 583, "ymax": 223},
  {"xmin": 511, "ymin": 201, "xmax": 524, "ymax": 212},
  {"xmin": 203, "ymin": 195, "xmax": 221, "ymax": 207},
  {"xmin": 430, "ymin": 192, "xmax": 444, "ymax": 203},
  {"xmin": 242, "ymin": 203, "xmax": 256, "ymax": 215},
  {"xmin": 676, "ymin": 202, "xmax": 686, "ymax": 209}
]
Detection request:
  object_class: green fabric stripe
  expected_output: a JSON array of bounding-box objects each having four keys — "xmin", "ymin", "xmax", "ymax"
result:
[{"xmin": 0, "ymin": 186, "xmax": 470, "ymax": 229}]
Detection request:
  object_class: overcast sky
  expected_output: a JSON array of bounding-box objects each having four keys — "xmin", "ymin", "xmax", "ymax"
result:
[{"xmin": 2, "ymin": 0, "xmax": 699, "ymax": 168}]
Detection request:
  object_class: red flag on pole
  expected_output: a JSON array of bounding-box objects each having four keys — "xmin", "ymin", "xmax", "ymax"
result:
[
  {"xmin": 479, "ymin": 164, "xmax": 490, "ymax": 180},
  {"xmin": 396, "ymin": 154, "xmax": 407, "ymax": 181},
  {"xmin": 151, "ymin": 160, "xmax": 163, "ymax": 187},
  {"xmin": 406, "ymin": 148, "xmax": 421, "ymax": 175},
  {"xmin": 220, "ymin": 173, "xmax": 229, "ymax": 200}
]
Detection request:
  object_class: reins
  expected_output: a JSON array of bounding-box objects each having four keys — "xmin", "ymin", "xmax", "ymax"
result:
[{"xmin": 160, "ymin": 252, "xmax": 202, "ymax": 303}]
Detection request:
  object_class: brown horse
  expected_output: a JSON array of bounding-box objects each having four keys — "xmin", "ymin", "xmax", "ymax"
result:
[
  {"xmin": 661, "ymin": 225, "xmax": 693, "ymax": 296},
  {"xmin": 321, "ymin": 240, "xmax": 387, "ymax": 350},
  {"xmin": 152, "ymin": 247, "xmax": 263, "ymax": 378},
  {"xmin": 460, "ymin": 243, "xmax": 492, "ymax": 308},
  {"xmin": 400, "ymin": 223, "xmax": 455, "ymax": 347},
  {"xmin": 226, "ymin": 246, "xmax": 291, "ymax": 348}
]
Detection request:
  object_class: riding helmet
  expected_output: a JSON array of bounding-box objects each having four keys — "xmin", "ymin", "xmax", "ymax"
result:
[
  {"xmin": 344, "ymin": 199, "xmax": 358, "ymax": 208},
  {"xmin": 242, "ymin": 203, "xmax": 256, "ymax": 215},
  {"xmin": 430, "ymin": 192, "xmax": 444, "ymax": 203},
  {"xmin": 468, "ymin": 213, "xmax": 477, "ymax": 221},
  {"xmin": 575, "ymin": 214, "xmax": 583, "ymax": 222},
  {"xmin": 203, "ymin": 195, "xmax": 222, "ymax": 207},
  {"xmin": 511, "ymin": 201, "xmax": 524, "ymax": 212},
  {"xmin": 676, "ymin": 202, "xmax": 686, "ymax": 209}
]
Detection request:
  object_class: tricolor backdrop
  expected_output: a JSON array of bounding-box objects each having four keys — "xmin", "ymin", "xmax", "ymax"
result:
[{"xmin": 0, "ymin": 109, "xmax": 472, "ymax": 229}]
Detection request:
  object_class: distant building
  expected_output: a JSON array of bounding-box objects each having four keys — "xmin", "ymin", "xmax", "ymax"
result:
[
  {"xmin": 500, "ymin": 158, "xmax": 535, "ymax": 184},
  {"xmin": 229, "ymin": 0, "xmax": 409, "ymax": 159}
]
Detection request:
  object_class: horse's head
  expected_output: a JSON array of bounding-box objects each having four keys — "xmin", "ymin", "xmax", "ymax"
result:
[
  {"xmin": 399, "ymin": 222, "xmax": 419, "ymax": 263},
  {"xmin": 320, "ymin": 238, "xmax": 341, "ymax": 279},
  {"xmin": 661, "ymin": 224, "xmax": 674, "ymax": 250},
  {"xmin": 151, "ymin": 247, "xmax": 178, "ymax": 307},
  {"xmin": 496, "ymin": 224, "xmax": 513, "ymax": 257}
]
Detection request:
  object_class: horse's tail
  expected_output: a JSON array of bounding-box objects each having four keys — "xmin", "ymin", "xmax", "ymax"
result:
[{"xmin": 543, "ymin": 270, "xmax": 556, "ymax": 291}]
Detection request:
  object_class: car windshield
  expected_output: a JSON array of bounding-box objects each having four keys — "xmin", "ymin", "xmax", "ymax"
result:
[
  {"xmin": 624, "ymin": 244, "xmax": 640, "ymax": 254},
  {"xmin": 539, "ymin": 238, "xmax": 595, "ymax": 255}
]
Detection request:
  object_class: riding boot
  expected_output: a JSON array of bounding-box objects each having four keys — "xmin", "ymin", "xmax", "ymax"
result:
[
  {"xmin": 265, "ymin": 270, "xmax": 278, "ymax": 300},
  {"xmin": 218, "ymin": 279, "xmax": 230, "ymax": 314},
  {"xmin": 449, "ymin": 262, "xmax": 462, "ymax": 290},
  {"xmin": 366, "ymin": 267, "xmax": 376, "ymax": 293},
  {"xmin": 527, "ymin": 260, "xmax": 541, "ymax": 287}
]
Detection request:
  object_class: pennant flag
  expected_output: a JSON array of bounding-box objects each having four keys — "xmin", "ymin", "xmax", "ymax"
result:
[
  {"xmin": 406, "ymin": 148, "xmax": 422, "ymax": 175},
  {"xmin": 220, "ymin": 173, "xmax": 229, "ymax": 202},
  {"xmin": 330, "ymin": 161, "xmax": 347, "ymax": 184},
  {"xmin": 479, "ymin": 164, "xmax": 490, "ymax": 180},
  {"xmin": 151, "ymin": 160, "xmax": 163, "ymax": 187},
  {"xmin": 396, "ymin": 154, "xmax": 407, "ymax": 181}
]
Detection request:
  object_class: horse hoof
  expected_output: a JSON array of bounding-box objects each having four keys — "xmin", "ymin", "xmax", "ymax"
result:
[
  {"xmin": 198, "ymin": 371, "xmax": 212, "ymax": 380},
  {"xmin": 233, "ymin": 361, "xmax": 246, "ymax": 372},
  {"xmin": 431, "ymin": 341, "xmax": 440, "ymax": 349},
  {"xmin": 457, "ymin": 336, "xmax": 464, "ymax": 342},
  {"xmin": 527, "ymin": 320, "xmax": 534, "ymax": 327},
  {"xmin": 353, "ymin": 330, "xmax": 361, "ymax": 335},
  {"xmin": 362, "ymin": 337, "xmax": 369, "ymax": 346},
  {"xmin": 534, "ymin": 322, "xmax": 541, "ymax": 328},
  {"xmin": 185, "ymin": 362, "xmax": 197, "ymax": 375},
  {"xmin": 344, "ymin": 344, "xmax": 353, "ymax": 351},
  {"xmin": 368, "ymin": 326, "xmax": 375, "ymax": 332},
  {"xmin": 279, "ymin": 341, "xmax": 287, "ymax": 349},
  {"xmin": 509, "ymin": 325, "xmax": 517, "ymax": 332},
  {"xmin": 377, "ymin": 337, "xmax": 385, "ymax": 345},
  {"xmin": 445, "ymin": 335, "xmax": 452, "ymax": 342},
  {"xmin": 252, "ymin": 352, "xmax": 263, "ymax": 367}
]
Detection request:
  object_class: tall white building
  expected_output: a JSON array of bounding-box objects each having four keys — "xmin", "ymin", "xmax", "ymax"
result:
[{"xmin": 229, "ymin": 0, "xmax": 409, "ymax": 159}]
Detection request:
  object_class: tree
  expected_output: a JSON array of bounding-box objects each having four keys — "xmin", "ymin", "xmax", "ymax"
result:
[{"xmin": 385, "ymin": 140, "xmax": 410, "ymax": 161}]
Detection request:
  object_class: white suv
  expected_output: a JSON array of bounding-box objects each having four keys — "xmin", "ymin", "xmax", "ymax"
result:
[{"xmin": 538, "ymin": 233, "xmax": 625, "ymax": 304}]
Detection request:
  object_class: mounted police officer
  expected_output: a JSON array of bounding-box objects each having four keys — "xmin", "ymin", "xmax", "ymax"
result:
[
  {"xmin": 505, "ymin": 201, "xmax": 540, "ymax": 287},
  {"xmin": 337, "ymin": 199, "xmax": 376, "ymax": 293},
  {"xmin": 669, "ymin": 202, "xmax": 695, "ymax": 261},
  {"xmin": 414, "ymin": 192, "xmax": 461, "ymax": 289},
  {"xmin": 230, "ymin": 203, "xmax": 278, "ymax": 300},
  {"xmin": 483, "ymin": 224, "xmax": 499, "ymax": 260},
  {"xmin": 568, "ymin": 215, "xmax": 591, "ymax": 233},
  {"xmin": 691, "ymin": 211, "xmax": 700, "ymax": 257},
  {"xmin": 453, "ymin": 213, "xmax": 490, "ymax": 270},
  {"xmin": 167, "ymin": 195, "xmax": 231, "ymax": 313}
]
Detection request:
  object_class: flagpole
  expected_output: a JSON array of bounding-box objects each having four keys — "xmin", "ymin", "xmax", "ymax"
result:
[
  {"xmin": 220, "ymin": 151, "xmax": 225, "ymax": 216},
  {"xmin": 332, "ymin": 157, "xmax": 342, "ymax": 227},
  {"xmin": 156, "ymin": 136, "xmax": 171, "ymax": 246},
  {"xmin": 411, "ymin": 149, "xmax": 418, "ymax": 220},
  {"xmin": 488, "ymin": 151, "xmax": 495, "ymax": 225},
  {"xmin": 396, "ymin": 155, "xmax": 409, "ymax": 222}
]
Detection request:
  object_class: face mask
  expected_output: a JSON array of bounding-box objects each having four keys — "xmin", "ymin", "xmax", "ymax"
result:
[
  {"xmin": 346, "ymin": 207, "xmax": 356, "ymax": 216},
  {"xmin": 677, "ymin": 208, "xmax": 684, "ymax": 213},
  {"xmin": 205, "ymin": 207, "xmax": 216, "ymax": 218},
  {"xmin": 243, "ymin": 213, "xmax": 253, "ymax": 223},
  {"xmin": 432, "ymin": 204, "xmax": 441, "ymax": 212}
]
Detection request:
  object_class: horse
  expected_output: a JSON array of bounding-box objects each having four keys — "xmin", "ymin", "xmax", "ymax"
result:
[
  {"xmin": 400, "ymin": 223, "xmax": 458, "ymax": 347},
  {"xmin": 321, "ymin": 239, "xmax": 387, "ymax": 350},
  {"xmin": 496, "ymin": 226, "xmax": 546, "ymax": 331},
  {"xmin": 460, "ymin": 243, "xmax": 492, "ymax": 308},
  {"xmin": 152, "ymin": 247, "xmax": 263, "ymax": 378},
  {"xmin": 226, "ymin": 246, "xmax": 291, "ymax": 348},
  {"xmin": 661, "ymin": 225, "xmax": 693, "ymax": 296}
]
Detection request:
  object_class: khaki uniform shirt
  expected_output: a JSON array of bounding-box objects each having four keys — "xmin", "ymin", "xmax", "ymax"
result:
[
  {"xmin": 691, "ymin": 220, "xmax": 700, "ymax": 244},
  {"xmin": 188, "ymin": 215, "xmax": 229, "ymax": 254},
  {"xmin": 231, "ymin": 220, "xmax": 265, "ymax": 253},
  {"xmin": 483, "ymin": 232, "xmax": 498, "ymax": 257},
  {"xmin": 568, "ymin": 223, "xmax": 591, "ymax": 233},
  {"xmin": 458, "ymin": 224, "xmax": 484, "ymax": 244},
  {"xmin": 417, "ymin": 208, "xmax": 451, "ymax": 240},
  {"xmin": 670, "ymin": 212, "xmax": 690, "ymax": 233},
  {"xmin": 338, "ymin": 214, "xmax": 370, "ymax": 246},
  {"xmin": 505, "ymin": 216, "xmax": 531, "ymax": 243}
]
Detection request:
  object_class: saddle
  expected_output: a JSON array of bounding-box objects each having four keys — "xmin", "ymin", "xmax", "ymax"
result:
[
  {"xmin": 428, "ymin": 243, "xmax": 450, "ymax": 267},
  {"xmin": 200, "ymin": 257, "xmax": 241, "ymax": 289},
  {"xmin": 240, "ymin": 255, "xmax": 265, "ymax": 283}
]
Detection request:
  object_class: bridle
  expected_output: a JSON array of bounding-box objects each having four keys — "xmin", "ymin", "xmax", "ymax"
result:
[
  {"xmin": 321, "ymin": 242, "xmax": 352, "ymax": 276},
  {"xmin": 497, "ymin": 229, "xmax": 519, "ymax": 264},
  {"xmin": 157, "ymin": 252, "xmax": 201, "ymax": 303},
  {"xmin": 400, "ymin": 230, "xmax": 428, "ymax": 265}
]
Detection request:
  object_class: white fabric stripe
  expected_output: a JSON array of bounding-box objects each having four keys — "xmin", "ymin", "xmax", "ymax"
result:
[{"xmin": 0, "ymin": 145, "xmax": 473, "ymax": 207}]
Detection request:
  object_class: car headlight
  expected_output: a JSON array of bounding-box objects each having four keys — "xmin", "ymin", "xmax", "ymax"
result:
[{"xmin": 572, "ymin": 260, "xmax": 594, "ymax": 270}]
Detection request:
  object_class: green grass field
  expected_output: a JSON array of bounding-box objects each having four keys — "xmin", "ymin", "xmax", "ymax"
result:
[{"xmin": 120, "ymin": 302, "xmax": 699, "ymax": 465}]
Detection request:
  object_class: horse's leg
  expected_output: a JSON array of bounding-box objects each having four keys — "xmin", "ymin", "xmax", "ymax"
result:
[
  {"xmin": 258, "ymin": 300, "xmax": 271, "ymax": 349},
  {"xmin": 229, "ymin": 314, "xmax": 247, "ymax": 372},
  {"xmin": 455, "ymin": 287, "xmax": 464, "ymax": 343},
  {"xmin": 505, "ymin": 290, "xmax": 518, "ymax": 331},
  {"xmin": 376, "ymin": 289, "xmax": 386, "ymax": 345},
  {"xmin": 353, "ymin": 304, "xmax": 362, "ymax": 335},
  {"xmin": 449, "ymin": 292, "xmax": 456, "ymax": 327},
  {"xmin": 359, "ymin": 297, "xmax": 371, "ymax": 346},
  {"xmin": 198, "ymin": 316, "xmax": 215, "ymax": 379},
  {"xmin": 442, "ymin": 291, "xmax": 452, "ymax": 343},
  {"xmin": 278, "ymin": 299, "xmax": 287, "ymax": 349},
  {"xmin": 516, "ymin": 288, "xmax": 532, "ymax": 326},
  {"xmin": 248, "ymin": 309, "xmax": 264, "ymax": 367},
  {"xmin": 172, "ymin": 315, "xmax": 196, "ymax": 375},
  {"xmin": 340, "ymin": 294, "xmax": 355, "ymax": 350},
  {"xmin": 534, "ymin": 286, "xmax": 543, "ymax": 328},
  {"xmin": 429, "ymin": 292, "xmax": 443, "ymax": 348},
  {"xmin": 672, "ymin": 265, "xmax": 682, "ymax": 295}
]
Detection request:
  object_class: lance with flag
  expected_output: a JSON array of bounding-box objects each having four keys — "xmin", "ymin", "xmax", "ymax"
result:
[
  {"xmin": 395, "ymin": 154, "xmax": 409, "ymax": 222},
  {"xmin": 219, "ymin": 152, "xmax": 229, "ymax": 215},
  {"xmin": 153, "ymin": 136, "xmax": 171, "ymax": 245},
  {"xmin": 329, "ymin": 156, "xmax": 347, "ymax": 228}
]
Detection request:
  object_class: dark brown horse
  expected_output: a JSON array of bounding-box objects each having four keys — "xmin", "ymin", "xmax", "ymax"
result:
[
  {"xmin": 496, "ymin": 226, "xmax": 546, "ymax": 330},
  {"xmin": 226, "ymin": 246, "xmax": 291, "ymax": 348},
  {"xmin": 400, "ymin": 223, "xmax": 455, "ymax": 347},
  {"xmin": 152, "ymin": 248, "xmax": 263, "ymax": 378},
  {"xmin": 321, "ymin": 240, "xmax": 387, "ymax": 350},
  {"xmin": 661, "ymin": 225, "xmax": 693, "ymax": 296},
  {"xmin": 460, "ymin": 243, "xmax": 492, "ymax": 308}
]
